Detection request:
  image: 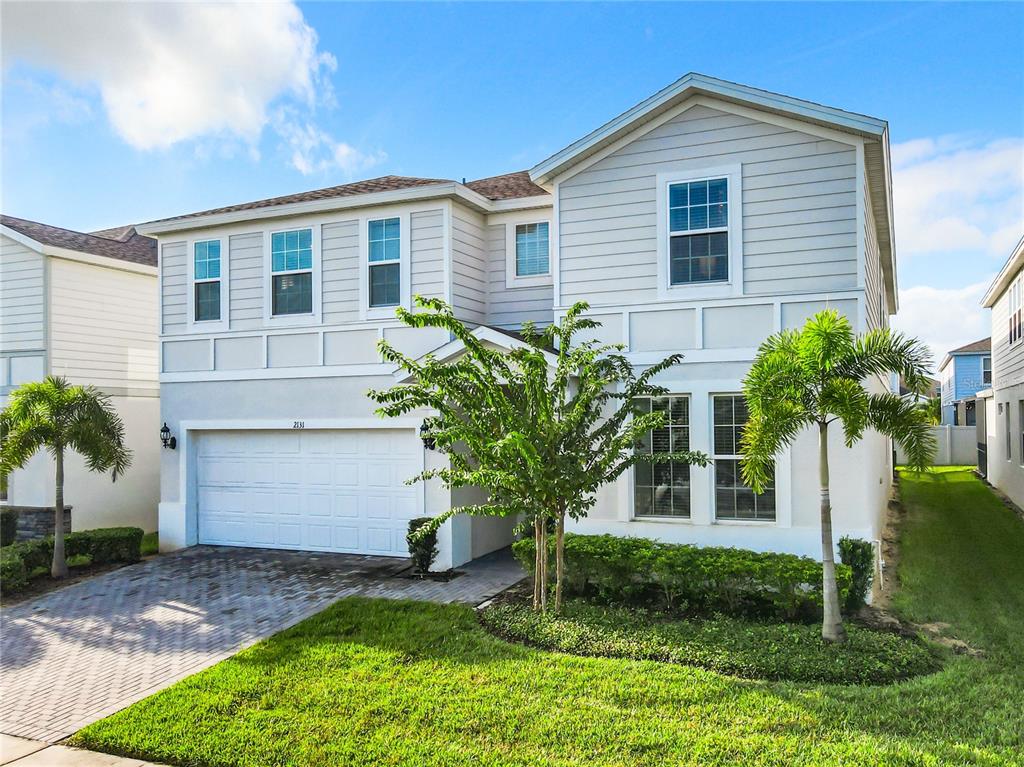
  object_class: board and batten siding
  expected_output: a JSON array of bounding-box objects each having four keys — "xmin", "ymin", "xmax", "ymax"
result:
[
  {"xmin": 410, "ymin": 209, "xmax": 445, "ymax": 302},
  {"xmin": 161, "ymin": 240, "xmax": 187, "ymax": 334},
  {"xmin": 48, "ymin": 257, "xmax": 158, "ymax": 393},
  {"xmin": 0, "ymin": 235, "xmax": 45, "ymax": 352},
  {"xmin": 486, "ymin": 223, "xmax": 554, "ymax": 329},
  {"xmin": 558, "ymin": 104, "xmax": 859, "ymax": 306},
  {"xmin": 992, "ymin": 275, "xmax": 1024, "ymax": 389},
  {"xmin": 451, "ymin": 204, "xmax": 487, "ymax": 325},
  {"xmin": 229, "ymin": 232, "xmax": 263, "ymax": 330}
]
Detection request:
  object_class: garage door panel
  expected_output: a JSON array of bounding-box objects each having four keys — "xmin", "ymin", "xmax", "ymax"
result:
[{"xmin": 197, "ymin": 429, "xmax": 423, "ymax": 555}]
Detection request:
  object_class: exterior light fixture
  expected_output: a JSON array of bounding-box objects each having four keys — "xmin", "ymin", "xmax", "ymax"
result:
[
  {"xmin": 419, "ymin": 422, "xmax": 436, "ymax": 451},
  {"xmin": 160, "ymin": 423, "xmax": 177, "ymax": 450}
]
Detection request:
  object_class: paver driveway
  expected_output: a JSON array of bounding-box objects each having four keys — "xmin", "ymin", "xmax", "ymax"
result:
[{"xmin": 0, "ymin": 546, "xmax": 524, "ymax": 743}]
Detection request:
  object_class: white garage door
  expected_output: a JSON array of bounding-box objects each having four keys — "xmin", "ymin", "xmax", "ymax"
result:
[{"xmin": 196, "ymin": 429, "xmax": 422, "ymax": 556}]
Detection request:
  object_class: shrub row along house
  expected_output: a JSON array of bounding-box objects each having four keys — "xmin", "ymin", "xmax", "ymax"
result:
[
  {"xmin": 1, "ymin": 74, "xmax": 899, "ymax": 571},
  {"xmin": 0, "ymin": 217, "xmax": 160, "ymax": 533}
]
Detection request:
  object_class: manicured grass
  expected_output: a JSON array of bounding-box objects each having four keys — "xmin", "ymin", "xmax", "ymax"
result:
[
  {"xmin": 140, "ymin": 531, "xmax": 158, "ymax": 557},
  {"xmin": 480, "ymin": 600, "xmax": 937, "ymax": 684},
  {"xmin": 72, "ymin": 469, "xmax": 1024, "ymax": 766}
]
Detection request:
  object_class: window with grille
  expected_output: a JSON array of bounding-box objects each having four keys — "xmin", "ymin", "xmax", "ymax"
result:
[
  {"xmin": 668, "ymin": 178, "xmax": 729, "ymax": 285},
  {"xmin": 271, "ymin": 229, "xmax": 313, "ymax": 316},
  {"xmin": 633, "ymin": 396, "xmax": 691, "ymax": 518},
  {"xmin": 713, "ymin": 394, "xmax": 775, "ymax": 521},
  {"xmin": 193, "ymin": 240, "xmax": 222, "ymax": 322}
]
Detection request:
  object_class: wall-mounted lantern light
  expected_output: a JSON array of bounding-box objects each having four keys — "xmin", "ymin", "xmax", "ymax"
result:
[
  {"xmin": 160, "ymin": 423, "xmax": 177, "ymax": 450},
  {"xmin": 419, "ymin": 422, "xmax": 436, "ymax": 451}
]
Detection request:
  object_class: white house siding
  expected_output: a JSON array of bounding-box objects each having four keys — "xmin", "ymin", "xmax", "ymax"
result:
[
  {"xmin": 485, "ymin": 220, "xmax": 555, "ymax": 329},
  {"xmin": 0, "ymin": 235, "xmax": 45, "ymax": 353},
  {"xmin": 161, "ymin": 240, "xmax": 188, "ymax": 334},
  {"xmin": 229, "ymin": 232, "xmax": 263, "ymax": 330},
  {"xmin": 862, "ymin": 183, "xmax": 886, "ymax": 332},
  {"xmin": 451, "ymin": 204, "xmax": 487, "ymax": 325},
  {"xmin": 410, "ymin": 209, "xmax": 445, "ymax": 302},
  {"xmin": 322, "ymin": 219, "xmax": 361, "ymax": 324},
  {"xmin": 48, "ymin": 257, "xmax": 159, "ymax": 394},
  {"xmin": 992, "ymin": 276, "xmax": 1024, "ymax": 390},
  {"xmin": 558, "ymin": 103, "xmax": 858, "ymax": 307}
]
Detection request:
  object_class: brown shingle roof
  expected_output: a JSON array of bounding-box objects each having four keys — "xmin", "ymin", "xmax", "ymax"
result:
[
  {"xmin": 1, "ymin": 215, "xmax": 157, "ymax": 267},
  {"xmin": 465, "ymin": 171, "xmax": 548, "ymax": 200},
  {"xmin": 949, "ymin": 338, "xmax": 991, "ymax": 355},
  {"xmin": 146, "ymin": 175, "xmax": 452, "ymax": 226}
]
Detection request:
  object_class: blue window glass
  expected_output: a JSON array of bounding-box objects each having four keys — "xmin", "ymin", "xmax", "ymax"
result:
[
  {"xmin": 270, "ymin": 229, "xmax": 313, "ymax": 315},
  {"xmin": 668, "ymin": 177, "xmax": 729, "ymax": 285},
  {"xmin": 515, "ymin": 222, "xmax": 549, "ymax": 277},
  {"xmin": 668, "ymin": 178, "xmax": 728, "ymax": 233},
  {"xmin": 194, "ymin": 240, "xmax": 220, "ymax": 281},
  {"xmin": 369, "ymin": 217, "xmax": 400, "ymax": 262},
  {"xmin": 271, "ymin": 228, "xmax": 313, "ymax": 274}
]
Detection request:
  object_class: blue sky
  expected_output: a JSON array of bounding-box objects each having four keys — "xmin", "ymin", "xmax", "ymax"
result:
[{"xmin": 2, "ymin": 1, "xmax": 1022, "ymax": 363}]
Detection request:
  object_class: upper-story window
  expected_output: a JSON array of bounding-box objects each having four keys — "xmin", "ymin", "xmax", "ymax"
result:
[
  {"xmin": 1010, "ymin": 273, "xmax": 1023, "ymax": 345},
  {"xmin": 193, "ymin": 240, "xmax": 221, "ymax": 322},
  {"xmin": 669, "ymin": 178, "xmax": 728, "ymax": 285},
  {"xmin": 515, "ymin": 223, "xmax": 549, "ymax": 277},
  {"xmin": 368, "ymin": 217, "xmax": 401, "ymax": 308},
  {"xmin": 271, "ymin": 229, "xmax": 313, "ymax": 316},
  {"xmin": 713, "ymin": 394, "xmax": 775, "ymax": 521},
  {"xmin": 983, "ymin": 355, "xmax": 992, "ymax": 385}
]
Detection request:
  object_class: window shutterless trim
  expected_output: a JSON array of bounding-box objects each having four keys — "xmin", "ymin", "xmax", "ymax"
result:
[
  {"xmin": 262, "ymin": 225, "xmax": 322, "ymax": 327},
  {"xmin": 186, "ymin": 236, "xmax": 228, "ymax": 332},
  {"xmin": 504, "ymin": 212, "xmax": 553, "ymax": 289},
  {"xmin": 359, "ymin": 208, "xmax": 411, "ymax": 320}
]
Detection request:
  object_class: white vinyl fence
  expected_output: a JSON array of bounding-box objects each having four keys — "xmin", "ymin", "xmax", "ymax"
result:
[{"xmin": 895, "ymin": 425, "xmax": 976, "ymax": 466}]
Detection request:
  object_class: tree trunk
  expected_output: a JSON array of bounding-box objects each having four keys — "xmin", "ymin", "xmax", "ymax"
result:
[
  {"xmin": 538, "ymin": 519, "xmax": 548, "ymax": 613},
  {"xmin": 52, "ymin": 448, "xmax": 68, "ymax": 579},
  {"xmin": 818, "ymin": 421, "xmax": 846, "ymax": 643},
  {"xmin": 533, "ymin": 516, "xmax": 543, "ymax": 611},
  {"xmin": 554, "ymin": 510, "xmax": 565, "ymax": 613}
]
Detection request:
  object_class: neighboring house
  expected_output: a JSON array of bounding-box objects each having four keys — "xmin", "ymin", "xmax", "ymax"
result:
[
  {"xmin": 141, "ymin": 73, "xmax": 897, "ymax": 569},
  {"xmin": 0, "ymin": 216, "xmax": 160, "ymax": 532},
  {"xmin": 978, "ymin": 235, "xmax": 1024, "ymax": 504},
  {"xmin": 937, "ymin": 338, "xmax": 991, "ymax": 425}
]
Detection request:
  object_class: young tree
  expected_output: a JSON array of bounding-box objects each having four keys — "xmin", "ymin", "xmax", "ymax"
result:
[
  {"xmin": 0, "ymin": 376, "xmax": 131, "ymax": 578},
  {"xmin": 370, "ymin": 297, "xmax": 708, "ymax": 611},
  {"xmin": 740, "ymin": 310, "xmax": 935, "ymax": 642}
]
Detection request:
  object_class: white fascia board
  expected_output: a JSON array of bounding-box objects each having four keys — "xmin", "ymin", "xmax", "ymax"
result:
[
  {"xmin": 393, "ymin": 325, "xmax": 559, "ymax": 383},
  {"xmin": 529, "ymin": 72, "xmax": 886, "ymax": 184},
  {"xmin": 982, "ymin": 234, "xmax": 1024, "ymax": 308},
  {"xmin": 0, "ymin": 225, "xmax": 157, "ymax": 277}
]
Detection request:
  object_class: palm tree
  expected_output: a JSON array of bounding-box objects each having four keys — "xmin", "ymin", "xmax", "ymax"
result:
[
  {"xmin": 740, "ymin": 310, "xmax": 935, "ymax": 642},
  {"xmin": 0, "ymin": 376, "xmax": 131, "ymax": 578}
]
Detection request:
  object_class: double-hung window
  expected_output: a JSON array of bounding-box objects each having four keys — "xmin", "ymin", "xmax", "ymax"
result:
[
  {"xmin": 983, "ymin": 356, "xmax": 992, "ymax": 385},
  {"xmin": 271, "ymin": 229, "xmax": 313, "ymax": 316},
  {"xmin": 368, "ymin": 217, "xmax": 401, "ymax": 308},
  {"xmin": 515, "ymin": 223, "xmax": 549, "ymax": 277},
  {"xmin": 633, "ymin": 396, "xmax": 691, "ymax": 518},
  {"xmin": 1010, "ymin": 274, "xmax": 1023, "ymax": 345},
  {"xmin": 669, "ymin": 177, "xmax": 729, "ymax": 285},
  {"xmin": 193, "ymin": 240, "xmax": 222, "ymax": 322},
  {"xmin": 713, "ymin": 394, "xmax": 775, "ymax": 521}
]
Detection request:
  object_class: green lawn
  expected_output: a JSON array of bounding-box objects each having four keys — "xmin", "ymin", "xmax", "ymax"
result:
[{"xmin": 72, "ymin": 469, "xmax": 1024, "ymax": 766}]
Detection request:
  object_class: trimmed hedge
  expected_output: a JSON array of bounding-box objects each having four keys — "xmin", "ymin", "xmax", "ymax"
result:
[
  {"xmin": 512, "ymin": 533, "xmax": 852, "ymax": 621},
  {"xmin": 481, "ymin": 600, "xmax": 939, "ymax": 684},
  {"xmin": 0, "ymin": 508, "xmax": 17, "ymax": 547},
  {"xmin": 407, "ymin": 517, "xmax": 439, "ymax": 574},
  {"xmin": 838, "ymin": 536, "xmax": 875, "ymax": 612},
  {"xmin": 0, "ymin": 526, "xmax": 144, "ymax": 594}
]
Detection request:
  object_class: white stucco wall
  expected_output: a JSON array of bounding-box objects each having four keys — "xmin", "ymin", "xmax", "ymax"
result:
[{"xmin": 985, "ymin": 386, "xmax": 1024, "ymax": 509}]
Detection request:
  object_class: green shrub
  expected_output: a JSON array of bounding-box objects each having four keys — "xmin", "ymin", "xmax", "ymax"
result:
[
  {"xmin": 838, "ymin": 536, "xmax": 875, "ymax": 612},
  {"xmin": 0, "ymin": 508, "xmax": 17, "ymax": 547},
  {"xmin": 407, "ymin": 517, "xmax": 439, "ymax": 574},
  {"xmin": 66, "ymin": 527, "xmax": 144, "ymax": 564},
  {"xmin": 480, "ymin": 600, "xmax": 939, "ymax": 684},
  {"xmin": 11, "ymin": 538, "xmax": 53, "ymax": 573},
  {"xmin": 0, "ymin": 547, "xmax": 27, "ymax": 593},
  {"xmin": 513, "ymin": 534, "xmax": 852, "ymax": 621}
]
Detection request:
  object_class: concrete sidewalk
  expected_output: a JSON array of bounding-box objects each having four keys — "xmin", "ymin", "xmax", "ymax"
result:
[{"xmin": 0, "ymin": 734, "xmax": 169, "ymax": 766}]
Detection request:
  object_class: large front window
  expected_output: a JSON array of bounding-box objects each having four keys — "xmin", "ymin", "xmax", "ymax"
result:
[
  {"xmin": 713, "ymin": 395, "xmax": 775, "ymax": 521},
  {"xmin": 368, "ymin": 217, "xmax": 401, "ymax": 308},
  {"xmin": 271, "ymin": 229, "xmax": 313, "ymax": 316},
  {"xmin": 669, "ymin": 178, "xmax": 728, "ymax": 285},
  {"xmin": 193, "ymin": 240, "xmax": 221, "ymax": 322},
  {"xmin": 634, "ymin": 395, "xmax": 691, "ymax": 518}
]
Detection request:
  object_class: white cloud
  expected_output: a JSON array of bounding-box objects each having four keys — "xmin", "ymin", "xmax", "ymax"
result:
[
  {"xmin": 892, "ymin": 135, "xmax": 1024, "ymax": 258},
  {"xmin": 272, "ymin": 111, "xmax": 386, "ymax": 176},
  {"xmin": 1, "ymin": 2, "xmax": 378, "ymax": 175},
  {"xmin": 891, "ymin": 282, "xmax": 991, "ymax": 371}
]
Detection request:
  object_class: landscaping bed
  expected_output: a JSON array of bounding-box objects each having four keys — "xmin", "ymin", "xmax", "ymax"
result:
[{"xmin": 479, "ymin": 599, "xmax": 938, "ymax": 684}]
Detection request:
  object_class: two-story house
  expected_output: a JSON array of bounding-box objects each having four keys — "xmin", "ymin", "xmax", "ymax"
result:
[
  {"xmin": 0, "ymin": 215, "xmax": 160, "ymax": 532},
  {"xmin": 938, "ymin": 338, "xmax": 991, "ymax": 425},
  {"xmin": 979, "ymin": 235, "xmax": 1024, "ymax": 505},
  {"xmin": 141, "ymin": 73, "xmax": 897, "ymax": 570}
]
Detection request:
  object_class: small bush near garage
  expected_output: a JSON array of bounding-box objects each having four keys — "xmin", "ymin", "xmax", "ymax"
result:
[
  {"xmin": 513, "ymin": 533, "xmax": 852, "ymax": 622},
  {"xmin": 407, "ymin": 517, "xmax": 439, "ymax": 574},
  {"xmin": 0, "ymin": 508, "xmax": 17, "ymax": 547},
  {"xmin": 0, "ymin": 526, "xmax": 144, "ymax": 594},
  {"xmin": 838, "ymin": 536, "xmax": 875, "ymax": 612}
]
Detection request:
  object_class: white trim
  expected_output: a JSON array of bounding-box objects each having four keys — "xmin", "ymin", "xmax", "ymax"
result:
[
  {"xmin": 393, "ymin": 325, "xmax": 559, "ymax": 383},
  {"xmin": 503, "ymin": 213, "xmax": 552, "ymax": 289},
  {"xmin": 359, "ymin": 208, "xmax": 412, "ymax": 320},
  {"xmin": 261, "ymin": 222, "xmax": 323, "ymax": 327},
  {"xmin": 653, "ymin": 165, "xmax": 743, "ymax": 301},
  {"xmin": 855, "ymin": 142, "xmax": 866, "ymax": 293},
  {"xmin": 161, "ymin": 362, "xmax": 394, "ymax": 383},
  {"xmin": 186, "ymin": 236, "xmax": 229, "ymax": 333},
  {"xmin": 552, "ymin": 181, "xmax": 561, "ymax": 307},
  {"xmin": 552, "ymin": 287, "xmax": 865, "ymax": 315}
]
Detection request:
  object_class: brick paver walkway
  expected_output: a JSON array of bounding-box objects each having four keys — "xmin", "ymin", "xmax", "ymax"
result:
[{"xmin": 0, "ymin": 546, "xmax": 523, "ymax": 743}]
